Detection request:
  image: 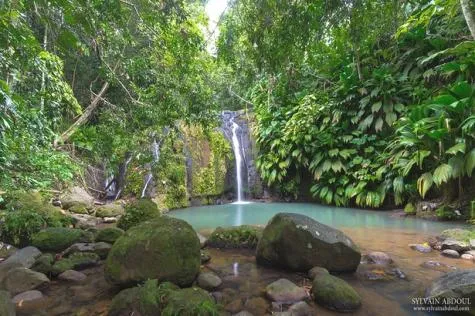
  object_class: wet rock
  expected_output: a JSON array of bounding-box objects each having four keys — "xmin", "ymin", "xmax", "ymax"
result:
[
  {"xmin": 392, "ymin": 268, "xmax": 407, "ymax": 280},
  {"xmin": 441, "ymin": 239, "xmax": 470, "ymax": 253},
  {"xmin": 71, "ymin": 213, "xmax": 100, "ymax": 229},
  {"xmin": 95, "ymin": 227, "xmax": 124, "ymax": 244},
  {"xmin": 287, "ymin": 301, "xmax": 314, "ymax": 316},
  {"xmin": 244, "ymin": 297, "xmax": 269, "ymax": 315},
  {"xmin": 461, "ymin": 254, "xmax": 474, "ymax": 261},
  {"xmin": 409, "ymin": 244, "xmax": 431, "ymax": 253},
  {"xmin": 31, "ymin": 254, "xmax": 54, "ymax": 275},
  {"xmin": 52, "ymin": 252, "xmax": 100, "ymax": 275},
  {"xmin": 256, "ymin": 213, "xmax": 361, "ymax": 272},
  {"xmin": 62, "ymin": 242, "xmax": 112, "ymax": 259},
  {"xmin": 208, "ymin": 225, "xmax": 262, "ymax": 249},
  {"xmin": 420, "ymin": 260, "xmax": 457, "ymax": 272},
  {"xmin": 308, "ymin": 266, "xmax": 329, "ymax": 280},
  {"xmin": 12, "ymin": 290, "xmax": 46, "ymax": 314},
  {"xmin": 58, "ymin": 270, "xmax": 87, "ymax": 283},
  {"xmin": 234, "ymin": 312, "xmax": 254, "ymax": 316},
  {"xmin": 197, "ymin": 232, "xmax": 207, "ymax": 248},
  {"xmin": 265, "ymin": 279, "xmax": 307, "ymax": 303},
  {"xmin": 31, "ymin": 228, "xmax": 93, "ymax": 252},
  {"xmin": 201, "ymin": 250, "xmax": 211, "ymax": 264},
  {"xmin": 226, "ymin": 298, "xmax": 244, "ymax": 313},
  {"xmin": 440, "ymin": 229, "xmax": 474, "ymax": 242},
  {"xmin": 105, "ymin": 216, "xmax": 200, "ymax": 287},
  {"xmin": 1, "ymin": 267, "xmax": 49, "ymax": 295},
  {"xmin": 61, "ymin": 186, "xmax": 94, "ymax": 210},
  {"xmin": 69, "ymin": 203, "xmax": 90, "ymax": 214},
  {"xmin": 163, "ymin": 287, "xmax": 220, "ymax": 315},
  {"xmin": 441, "ymin": 249, "xmax": 460, "ymax": 258},
  {"xmin": 426, "ymin": 270, "xmax": 475, "ymax": 304},
  {"xmin": 359, "ymin": 267, "xmax": 394, "ymax": 281},
  {"xmin": 365, "ymin": 251, "xmax": 392, "ymax": 265},
  {"xmin": 0, "ymin": 246, "xmax": 41, "ymax": 274},
  {"xmin": 0, "ymin": 290, "xmax": 15, "ymax": 316},
  {"xmin": 198, "ymin": 272, "xmax": 222, "ymax": 290},
  {"xmin": 312, "ymin": 273, "xmax": 361, "ymax": 312}
]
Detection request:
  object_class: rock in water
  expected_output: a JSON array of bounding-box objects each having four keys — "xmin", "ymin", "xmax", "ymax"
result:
[
  {"xmin": 441, "ymin": 239, "xmax": 470, "ymax": 253},
  {"xmin": 31, "ymin": 228, "xmax": 93, "ymax": 252},
  {"xmin": 441, "ymin": 249, "xmax": 460, "ymax": 258},
  {"xmin": 1, "ymin": 267, "xmax": 49, "ymax": 295},
  {"xmin": 197, "ymin": 272, "xmax": 222, "ymax": 290},
  {"xmin": 105, "ymin": 216, "xmax": 200, "ymax": 287},
  {"xmin": 265, "ymin": 279, "xmax": 308, "ymax": 303},
  {"xmin": 256, "ymin": 213, "xmax": 360, "ymax": 272},
  {"xmin": 0, "ymin": 290, "xmax": 15, "ymax": 316},
  {"xmin": 312, "ymin": 273, "xmax": 361, "ymax": 312},
  {"xmin": 426, "ymin": 270, "xmax": 475, "ymax": 304},
  {"xmin": 0, "ymin": 246, "xmax": 41, "ymax": 282}
]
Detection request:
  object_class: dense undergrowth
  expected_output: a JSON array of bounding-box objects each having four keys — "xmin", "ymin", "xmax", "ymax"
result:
[{"xmin": 218, "ymin": 0, "xmax": 475, "ymax": 212}]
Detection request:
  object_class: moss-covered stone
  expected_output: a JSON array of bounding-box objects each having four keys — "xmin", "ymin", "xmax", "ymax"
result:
[
  {"xmin": 105, "ymin": 216, "xmax": 200, "ymax": 287},
  {"xmin": 31, "ymin": 254, "xmax": 54, "ymax": 275},
  {"xmin": 404, "ymin": 203, "xmax": 416, "ymax": 215},
  {"xmin": 207, "ymin": 225, "xmax": 263, "ymax": 249},
  {"xmin": 60, "ymin": 187, "xmax": 94, "ymax": 210},
  {"xmin": 312, "ymin": 273, "xmax": 361, "ymax": 312},
  {"xmin": 440, "ymin": 228, "xmax": 475, "ymax": 243},
  {"xmin": 95, "ymin": 203, "xmax": 125, "ymax": 218},
  {"xmin": 117, "ymin": 199, "xmax": 160, "ymax": 231},
  {"xmin": 51, "ymin": 252, "xmax": 100, "ymax": 275},
  {"xmin": 162, "ymin": 287, "xmax": 220, "ymax": 316},
  {"xmin": 109, "ymin": 280, "xmax": 181, "ymax": 316},
  {"xmin": 436, "ymin": 205, "xmax": 457, "ymax": 220},
  {"xmin": 0, "ymin": 290, "xmax": 15, "ymax": 316},
  {"xmin": 31, "ymin": 227, "xmax": 93, "ymax": 252},
  {"xmin": 95, "ymin": 227, "xmax": 124, "ymax": 244}
]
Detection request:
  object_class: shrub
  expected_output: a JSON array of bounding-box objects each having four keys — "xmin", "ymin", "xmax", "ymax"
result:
[
  {"xmin": 0, "ymin": 210, "xmax": 47, "ymax": 247},
  {"xmin": 404, "ymin": 203, "xmax": 416, "ymax": 215},
  {"xmin": 117, "ymin": 199, "xmax": 160, "ymax": 230}
]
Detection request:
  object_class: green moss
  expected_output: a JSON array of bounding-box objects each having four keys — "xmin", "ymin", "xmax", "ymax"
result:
[
  {"xmin": 162, "ymin": 287, "xmax": 220, "ymax": 316},
  {"xmin": 207, "ymin": 225, "xmax": 263, "ymax": 249},
  {"xmin": 404, "ymin": 202, "xmax": 416, "ymax": 215},
  {"xmin": 31, "ymin": 253, "xmax": 55, "ymax": 275},
  {"xmin": 124, "ymin": 164, "xmax": 146, "ymax": 196},
  {"xmin": 312, "ymin": 273, "xmax": 361, "ymax": 312},
  {"xmin": 117, "ymin": 199, "xmax": 160, "ymax": 230},
  {"xmin": 51, "ymin": 252, "xmax": 100, "ymax": 275},
  {"xmin": 440, "ymin": 228, "xmax": 475, "ymax": 243},
  {"xmin": 95, "ymin": 203, "xmax": 124, "ymax": 218},
  {"xmin": 436, "ymin": 205, "xmax": 457, "ymax": 220},
  {"xmin": 95, "ymin": 227, "xmax": 124, "ymax": 243},
  {"xmin": 31, "ymin": 227, "xmax": 93, "ymax": 252},
  {"xmin": 69, "ymin": 203, "xmax": 89, "ymax": 214}
]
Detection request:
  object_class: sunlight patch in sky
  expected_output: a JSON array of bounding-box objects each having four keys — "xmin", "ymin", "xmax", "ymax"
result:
[{"xmin": 205, "ymin": 0, "xmax": 229, "ymax": 54}]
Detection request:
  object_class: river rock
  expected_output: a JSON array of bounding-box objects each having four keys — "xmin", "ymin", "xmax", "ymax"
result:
[
  {"xmin": 226, "ymin": 299, "xmax": 244, "ymax": 313},
  {"xmin": 256, "ymin": 213, "xmax": 361, "ymax": 272},
  {"xmin": 71, "ymin": 213, "xmax": 100, "ymax": 229},
  {"xmin": 287, "ymin": 301, "xmax": 314, "ymax": 316},
  {"xmin": 441, "ymin": 239, "xmax": 470, "ymax": 253},
  {"xmin": 163, "ymin": 287, "xmax": 219, "ymax": 315},
  {"xmin": 409, "ymin": 244, "xmax": 431, "ymax": 253},
  {"xmin": 1, "ymin": 267, "xmax": 49, "ymax": 295},
  {"xmin": 61, "ymin": 186, "xmax": 94, "ymax": 210},
  {"xmin": 0, "ymin": 290, "xmax": 15, "ymax": 316},
  {"xmin": 105, "ymin": 216, "xmax": 200, "ymax": 287},
  {"xmin": 234, "ymin": 312, "xmax": 254, "ymax": 316},
  {"xmin": 312, "ymin": 273, "xmax": 361, "ymax": 312},
  {"xmin": 420, "ymin": 260, "xmax": 456, "ymax": 272},
  {"xmin": 0, "ymin": 243, "xmax": 16, "ymax": 261},
  {"xmin": 308, "ymin": 266, "xmax": 329, "ymax": 280},
  {"xmin": 52, "ymin": 252, "xmax": 100, "ymax": 275},
  {"xmin": 95, "ymin": 203, "xmax": 124, "ymax": 218},
  {"xmin": 244, "ymin": 297, "xmax": 269, "ymax": 315},
  {"xmin": 197, "ymin": 232, "xmax": 207, "ymax": 248},
  {"xmin": 198, "ymin": 272, "xmax": 222, "ymax": 290},
  {"xmin": 62, "ymin": 242, "xmax": 111, "ymax": 259},
  {"xmin": 425, "ymin": 270, "xmax": 475, "ymax": 303},
  {"xmin": 461, "ymin": 254, "xmax": 474, "ymax": 261},
  {"xmin": 365, "ymin": 251, "xmax": 392, "ymax": 265},
  {"xmin": 208, "ymin": 225, "xmax": 262, "ymax": 249},
  {"xmin": 31, "ymin": 227, "xmax": 93, "ymax": 252},
  {"xmin": 58, "ymin": 270, "xmax": 87, "ymax": 283},
  {"xmin": 265, "ymin": 279, "xmax": 307, "ymax": 303},
  {"xmin": 441, "ymin": 249, "xmax": 460, "ymax": 258},
  {"xmin": 0, "ymin": 246, "xmax": 41, "ymax": 282},
  {"xmin": 201, "ymin": 250, "xmax": 211, "ymax": 264},
  {"xmin": 95, "ymin": 227, "xmax": 124, "ymax": 244},
  {"xmin": 12, "ymin": 290, "xmax": 47, "ymax": 314}
]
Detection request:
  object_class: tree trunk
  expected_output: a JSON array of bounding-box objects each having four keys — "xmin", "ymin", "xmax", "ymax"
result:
[
  {"xmin": 55, "ymin": 81, "xmax": 109, "ymax": 145},
  {"xmin": 461, "ymin": 0, "xmax": 475, "ymax": 40}
]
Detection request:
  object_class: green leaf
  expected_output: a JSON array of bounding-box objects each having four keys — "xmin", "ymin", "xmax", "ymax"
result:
[
  {"xmin": 465, "ymin": 149, "xmax": 475, "ymax": 176},
  {"xmin": 433, "ymin": 164, "xmax": 453, "ymax": 186},
  {"xmin": 417, "ymin": 172, "xmax": 433, "ymax": 198},
  {"xmin": 385, "ymin": 112, "xmax": 397, "ymax": 126},
  {"xmin": 448, "ymin": 156, "xmax": 464, "ymax": 178},
  {"xmin": 451, "ymin": 81, "xmax": 472, "ymax": 99},
  {"xmin": 446, "ymin": 143, "xmax": 466, "ymax": 155},
  {"xmin": 375, "ymin": 117, "xmax": 384, "ymax": 132},
  {"xmin": 371, "ymin": 102, "xmax": 382, "ymax": 113}
]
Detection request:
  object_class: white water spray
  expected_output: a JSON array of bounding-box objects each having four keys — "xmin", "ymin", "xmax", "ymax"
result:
[{"xmin": 231, "ymin": 117, "xmax": 243, "ymax": 202}]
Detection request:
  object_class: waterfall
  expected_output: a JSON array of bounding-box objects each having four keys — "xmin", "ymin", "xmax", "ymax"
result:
[
  {"xmin": 231, "ymin": 117, "xmax": 243, "ymax": 202},
  {"xmin": 140, "ymin": 127, "xmax": 169, "ymax": 198}
]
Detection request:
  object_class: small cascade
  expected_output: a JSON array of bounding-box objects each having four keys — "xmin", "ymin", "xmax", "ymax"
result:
[
  {"xmin": 141, "ymin": 128, "xmax": 169, "ymax": 198},
  {"xmin": 230, "ymin": 116, "xmax": 244, "ymax": 202}
]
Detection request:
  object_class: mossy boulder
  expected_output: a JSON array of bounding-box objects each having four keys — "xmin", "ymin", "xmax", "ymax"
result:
[
  {"xmin": 425, "ymin": 270, "xmax": 475, "ymax": 310},
  {"xmin": 105, "ymin": 216, "xmax": 200, "ymax": 287},
  {"xmin": 117, "ymin": 199, "xmax": 160, "ymax": 231},
  {"xmin": 162, "ymin": 287, "xmax": 219, "ymax": 316},
  {"xmin": 312, "ymin": 273, "xmax": 361, "ymax": 312},
  {"xmin": 95, "ymin": 227, "xmax": 124, "ymax": 244},
  {"xmin": 68, "ymin": 203, "xmax": 90, "ymax": 215},
  {"xmin": 0, "ymin": 290, "xmax": 15, "ymax": 316},
  {"xmin": 31, "ymin": 227, "xmax": 93, "ymax": 252},
  {"xmin": 256, "ymin": 213, "xmax": 361, "ymax": 272},
  {"xmin": 95, "ymin": 203, "xmax": 125, "ymax": 218},
  {"xmin": 440, "ymin": 229, "xmax": 475, "ymax": 243},
  {"xmin": 51, "ymin": 252, "xmax": 100, "ymax": 276},
  {"xmin": 60, "ymin": 187, "xmax": 94, "ymax": 210},
  {"xmin": 404, "ymin": 203, "xmax": 416, "ymax": 215},
  {"xmin": 31, "ymin": 254, "xmax": 55, "ymax": 275},
  {"xmin": 207, "ymin": 225, "xmax": 263, "ymax": 249}
]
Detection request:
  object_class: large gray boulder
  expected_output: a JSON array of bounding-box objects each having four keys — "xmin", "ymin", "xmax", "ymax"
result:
[
  {"xmin": 0, "ymin": 247, "xmax": 41, "ymax": 283},
  {"xmin": 256, "ymin": 213, "xmax": 361, "ymax": 272},
  {"xmin": 426, "ymin": 270, "xmax": 475, "ymax": 304},
  {"xmin": 0, "ymin": 290, "xmax": 15, "ymax": 316},
  {"xmin": 1, "ymin": 268, "xmax": 49, "ymax": 295},
  {"xmin": 60, "ymin": 186, "xmax": 95, "ymax": 210},
  {"xmin": 312, "ymin": 273, "xmax": 361, "ymax": 312},
  {"xmin": 265, "ymin": 278, "xmax": 308, "ymax": 303},
  {"xmin": 105, "ymin": 216, "xmax": 200, "ymax": 287}
]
